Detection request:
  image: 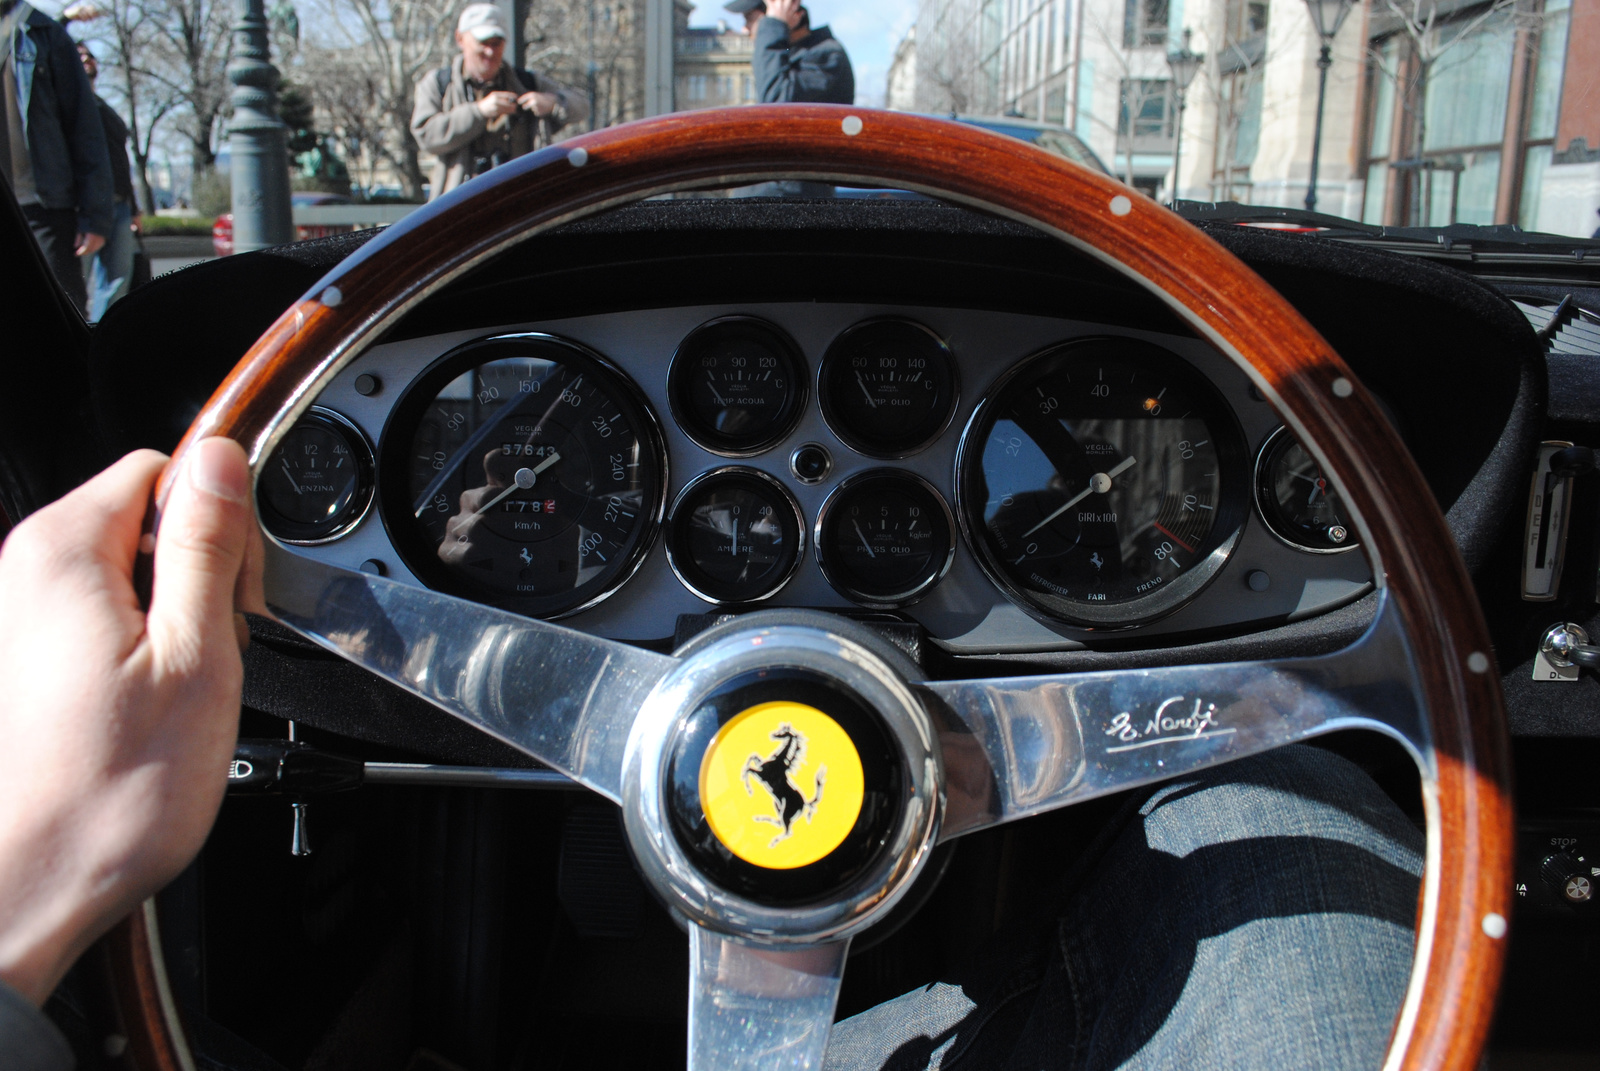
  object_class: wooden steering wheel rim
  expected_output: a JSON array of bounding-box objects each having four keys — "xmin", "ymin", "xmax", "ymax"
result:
[{"xmin": 122, "ymin": 105, "xmax": 1510, "ymax": 1071}]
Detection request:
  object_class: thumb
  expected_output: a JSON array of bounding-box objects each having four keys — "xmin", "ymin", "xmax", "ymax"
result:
[{"xmin": 148, "ymin": 437, "xmax": 253, "ymax": 666}]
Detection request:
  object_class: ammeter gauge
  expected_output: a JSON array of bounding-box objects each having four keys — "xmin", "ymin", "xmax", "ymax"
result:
[{"xmin": 667, "ymin": 468, "xmax": 804, "ymax": 604}]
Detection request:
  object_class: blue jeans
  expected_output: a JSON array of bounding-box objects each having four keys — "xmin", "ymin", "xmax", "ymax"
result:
[
  {"xmin": 826, "ymin": 745, "xmax": 1423, "ymax": 1070},
  {"xmin": 85, "ymin": 201, "xmax": 135, "ymax": 322}
]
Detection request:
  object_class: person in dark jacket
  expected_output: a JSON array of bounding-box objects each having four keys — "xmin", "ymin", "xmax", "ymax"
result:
[
  {"xmin": 727, "ymin": 0, "xmax": 853, "ymax": 105},
  {"xmin": 76, "ymin": 42, "xmax": 135, "ymax": 320},
  {"xmin": 724, "ymin": 0, "xmax": 853, "ymax": 197},
  {"xmin": 0, "ymin": 0, "xmax": 112, "ymax": 314}
]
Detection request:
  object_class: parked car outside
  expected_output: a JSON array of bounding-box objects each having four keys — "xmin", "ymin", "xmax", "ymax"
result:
[{"xmin": 211, "ymin": 191, "xmax": 357, "ymax": 256}]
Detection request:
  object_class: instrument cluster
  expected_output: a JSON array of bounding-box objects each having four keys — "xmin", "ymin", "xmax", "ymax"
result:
[{"xmin": 260, "ymin": 304, "xmax": 1372, "ymax": 651}]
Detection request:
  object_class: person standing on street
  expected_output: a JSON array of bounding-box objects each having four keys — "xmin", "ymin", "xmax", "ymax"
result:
[
  {"xmin": 727, "ymin": 0, "xmax": 853, "ymax": 105},
  {"xmin": 76, "ymin": 42, "xmax": 135, "ymax": 321},
  {"xmin": 724, "ymin": 0, "xmax": 853, "ymax": 197},
  {"xmin": 410, "ymin": 3, "xmax": 587, "ymax": 201},
  {"xmin": 0, "ymin": 0, "xmax": 112, "ymax": 314}
]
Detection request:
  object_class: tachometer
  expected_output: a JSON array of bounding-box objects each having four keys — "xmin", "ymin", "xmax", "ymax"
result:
[
  {"xmin": 957, "ymin": 337, "xmax": 1247, "ymax": 628},
  {"xmin": 380, "ymin": 333, "xmax": 666, "ymax": 619}
]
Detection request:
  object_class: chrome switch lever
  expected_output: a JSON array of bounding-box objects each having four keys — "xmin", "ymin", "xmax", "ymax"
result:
[{"xmin": 1537, "ymin": 622, "xmax": 1600, "ymax": 682}]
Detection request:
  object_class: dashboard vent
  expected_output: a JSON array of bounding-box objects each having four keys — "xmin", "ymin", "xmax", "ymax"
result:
[{"xmin": 1515, "ymin": 298, "xmax": 1600, "ymax": 357}]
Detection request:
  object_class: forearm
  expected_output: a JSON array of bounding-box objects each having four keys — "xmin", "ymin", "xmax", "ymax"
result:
[{"xmin": 411, "ymin": 102, "xmax": 487, "ymax": 156}]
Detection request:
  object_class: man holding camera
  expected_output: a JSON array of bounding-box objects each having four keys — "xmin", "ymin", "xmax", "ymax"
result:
[{"xmin": 411, "ymin": 3, "xmax": 587, "ymax": 200}]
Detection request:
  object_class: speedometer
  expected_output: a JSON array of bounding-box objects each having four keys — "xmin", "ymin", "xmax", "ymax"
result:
[
  {"xmin": 957, "ymin": 337, "xmax": 1247, "ymax": 628},
  {"xmin": 379, "ymin": 333, "xmax": 666, "ymax": 619}
]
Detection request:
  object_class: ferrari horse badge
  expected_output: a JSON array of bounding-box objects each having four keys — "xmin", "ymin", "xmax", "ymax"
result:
[{"xmin": 698, "ymin": 700, "xmax": 866, "ymax": 870}]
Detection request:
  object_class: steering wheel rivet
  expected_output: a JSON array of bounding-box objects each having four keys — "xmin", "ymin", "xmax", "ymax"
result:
[
  {"xmin": 568, "ymin": 147, "xmax": 589, "ymax": 168},
  {"xmin": 842, "ymin": 115, "xmax": 864, "ymax": 136},
  {"xmin": 1468, "ymin": 651, "xmax": 1490, "ymax": 674},
  {"xmin": 1482, "ymin": 912, "xmax": 1508, "ymax": 939},
  {"xmin": 1331, "ymin": 376, "xmax": 1353, "ymax": 398},
  {"xmin": 319, "ymin": 286, "xmax": 342, "ymax": 308},
  {"xmin": 1109, "ymin": 195, "xmax": 1132, "ymax": 216}
]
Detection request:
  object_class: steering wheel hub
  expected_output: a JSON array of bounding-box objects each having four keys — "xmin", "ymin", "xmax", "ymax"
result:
[{"xmin": 623, "ymin": 622, "xmax": 942, "ymax": 944}]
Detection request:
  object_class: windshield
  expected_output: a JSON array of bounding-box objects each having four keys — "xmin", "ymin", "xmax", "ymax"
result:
[{"xmin": 6, "ymin": 0, "xmax": 1597, "ymax": 320}]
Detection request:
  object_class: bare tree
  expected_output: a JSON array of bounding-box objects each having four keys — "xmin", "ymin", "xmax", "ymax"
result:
[
  {"xmin": 1078, "ymin": 1, "xmax": 1174, "ymax": 192},
  {"xmin": 912, "ymin": 0, "xmax": 997, "ymax": 116},
  {"xmin": 523, "ymin": 0, "xmax": 645, "ymax": 131},
  {"xmin": 141, "ymin": 0, "xmax": 234, "ymax": 176},
  {"xmin": 297, "ymin": 0, "xmax": 456, "ymax": 198},
  {"xmin": 74, "ymin": 0, "xmax": 180, "ymax": 211}
]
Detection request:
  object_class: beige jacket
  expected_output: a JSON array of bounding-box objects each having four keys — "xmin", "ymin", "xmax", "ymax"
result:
[{"xmin": 411, "ymin": 55, "xmax": 587, "ymax": 199}]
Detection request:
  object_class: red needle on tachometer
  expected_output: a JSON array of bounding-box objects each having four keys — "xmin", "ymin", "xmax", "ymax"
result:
[{"xmin": 1152, "ymin": 522, "xmax": 1195, "ymax": 553}]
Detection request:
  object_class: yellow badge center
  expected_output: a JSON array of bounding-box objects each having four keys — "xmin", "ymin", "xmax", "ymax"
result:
[{"xmin": 699, "ymin": 701, "xmax": 865, "ymax": 870}]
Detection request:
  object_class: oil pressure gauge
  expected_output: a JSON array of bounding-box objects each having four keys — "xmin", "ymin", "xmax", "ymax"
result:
[
  {"xmin": 816, "ymin": 471, "xmax": 954, "ymax": 607},
  {"xmin": 257, "ymin": 407, "xmax": 375, "ymax": 544},
  {"xmin": 1254, "ymin": 427, "xmax": 1359, "ymax": 552}
]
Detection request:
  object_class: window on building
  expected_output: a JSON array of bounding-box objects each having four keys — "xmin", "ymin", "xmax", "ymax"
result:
[
  {"xmin": 1212, "ymin": 69, "xmax": 1263, "ymax": 200},
  {"xmin": 1223, "ymin": 0, "xmax": 1269, "ymax": 46},
  {"xmin": 1118, "ymin": 79, "xmax": 1175, "ymax": 147},
  {"xmin": 689, "ymin": 75, "xmax": 707, "ymax": 101},
  {"xmin": 1046, "ymin": 78, "xmax": 1068, "ymax": 125},
  {"xmin": 1521, "ymin": 0, "xmax": 1571, "ymax": 228},
  {"xmin": 1362, "ymin": 38, "xmax": 1400, "ymax": 224},
  {"xmin": 1124, "ymin": 0, "xmax": 1169, "ymax": 49}
]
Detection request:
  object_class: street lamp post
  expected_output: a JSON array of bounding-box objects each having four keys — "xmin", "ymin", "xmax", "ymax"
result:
[
  {"xmin": 1166, "ymin": 29, "xmax": 1204, "ymax": 206},
  {"xmin": 227, "ymin": 0, "xmax": 294, "ymax": 251},
  {"xmin": 1302, "ymin": 0, "xmax": 1355, "ymax": 212}
]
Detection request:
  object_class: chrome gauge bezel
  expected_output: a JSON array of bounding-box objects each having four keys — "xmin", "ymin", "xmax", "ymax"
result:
[
  {"xmin": 954, "ymin": 338, "xmax": 1250, "ymax": 630},
  {"xmin": 376, "ymin": 331, "xmax": 669, "ymax": 621},
  {"xmin": 667, "ymin": 315, "xmax": 809, "ymax": 458},
  {"xmin": 817, "ymin": 318, "xmax": 961, "ymax": 459},
  {"xmin": 665, "ymin": 466, "xmax": 807, "ymax": 606},
  {"xmin": 257, "ymin": 406, "xmax": 377, "ymax": 546},
  {"xmin": 815, "ymin": 470, "xmax": 957, "ymax": 609},
  {"xmin": 1252, "ymin": 425, "xmax": 1362, "ymax": 554}
]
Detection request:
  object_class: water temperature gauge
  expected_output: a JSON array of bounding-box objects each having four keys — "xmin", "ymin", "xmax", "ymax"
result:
[
  {"xmin": 667, "ymin": 468, "xmax": 804, "ymax": 604},
  {"xmin": 1253, "ymin": 427, "xmax": 1359, "ymax": 553},
  {"xmin": 257, "ymin": 407, "xmax": 375, "ymax": 544}
]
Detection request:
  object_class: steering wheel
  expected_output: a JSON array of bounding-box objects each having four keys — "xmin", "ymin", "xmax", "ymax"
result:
[{"xmin": 124, "ymin": 106, "xmax": 1510, "ymax": 1071}]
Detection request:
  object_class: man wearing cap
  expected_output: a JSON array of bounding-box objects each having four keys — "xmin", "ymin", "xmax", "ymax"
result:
[
  {"xmin": 411, "ymin": 3, "xmax": 587, "ymax": 200},
  {"xmin": 727, "ymin": 0, "xmax": 853, "ymax": 106}
]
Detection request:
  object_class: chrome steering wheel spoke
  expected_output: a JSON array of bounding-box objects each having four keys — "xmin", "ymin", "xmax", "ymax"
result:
[
  {"xmin": 929, "ymin": 594, "xmax": 1428, "ymax": 840},
  {"xmin": 260, "ymin": 538, "xmax": 676, "ymax": 801},
  {"xmin": 689, "ymin": 927, "xmax": 850, "ymax": 1071}
]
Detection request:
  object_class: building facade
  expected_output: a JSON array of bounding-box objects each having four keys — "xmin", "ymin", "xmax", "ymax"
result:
[
  {"xmin": 908, "ymin": 0, "xmax": 1179, "ymax": 197},
  {"xmin": 675, "ymin": 16, "xmax": 756, "ymax": 110}
]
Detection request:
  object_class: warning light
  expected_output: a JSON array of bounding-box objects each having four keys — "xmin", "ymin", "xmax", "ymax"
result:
[{"xmin": 1142, "ymin": 397, "xmax": 1162, "ymax": 414}]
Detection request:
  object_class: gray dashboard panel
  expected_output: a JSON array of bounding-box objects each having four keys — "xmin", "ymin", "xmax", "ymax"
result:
[{"xmin": 286, "ymin": 303, "xmax": 1373, "ymax": 651}]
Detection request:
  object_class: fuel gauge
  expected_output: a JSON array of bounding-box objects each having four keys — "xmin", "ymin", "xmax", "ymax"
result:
[
  {"xmin": 258, "ymin": 407, "xmax": 375, "ymax": 544},
  {"xmin": 1254, "ymin": 427, "xmax": 1358, "ymax": 553}
]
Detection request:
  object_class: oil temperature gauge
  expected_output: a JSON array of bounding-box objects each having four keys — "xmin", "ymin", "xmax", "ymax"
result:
[
  {"xmin": 257, "ymin": 407, "xmax": 375, "ymax": 544},
  {"xmin": 1254, "ymin": 426, "xmax": 1358, "ymax": 552},
  {"xmin": 816, "ymin": 471, "xmax": 955, "ymax": 607},
  {"xmin": 667, "ymin": 468, "xmax": 804, "ymax": 604}
]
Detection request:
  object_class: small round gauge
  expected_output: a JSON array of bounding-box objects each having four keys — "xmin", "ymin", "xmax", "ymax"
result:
[
  {"xmin": 670, "ymin": 318, "xmax": 807, "ymax": 456},
  {"xmin": 379, "ymin": 333, "xmax": 666, "ymax": 619},
  {"xmin": 816, "ymin": 471, "xmax": 954, "ymax": 607},
  {"xmin": 819, "ymin": 319, "xmax": 958, "ymax": 457},
  {"xmin": 1254, "ymin": 427, "xmax": 1359, "ymax": 552},
  {"xmin": 957, "ymin": 337, "xmax": 1248, "ymax": 628},
  {"xmin": 667, "ymin": 468, "xmax": 804, "ymax": 604},
  {"xmin": 257, "ymin": 407, "xmax": 375, "ymax": 544}
]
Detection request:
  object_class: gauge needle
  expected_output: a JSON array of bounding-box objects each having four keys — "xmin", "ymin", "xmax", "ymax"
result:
[
  {"xmin": 1020, "ymin": 455, "xmax": 1137, "ymax": 539},
  {"xmin": 853, "ymin": 519, "xmax": 876, "ymax": 559},
  {"xmin": 280, "ymin": 458, "xmax": 302, "ymax": 494},
  {"xmin": 855, "ymin": 371, "xmax": 878, "ymax": 408},
  {"xmin": 706, "ymin": 372, "xmax": 728, "ymax": 407},
  {"xmin": 464, "ymin": 453, "xmax": 561, "ymax": 523}
]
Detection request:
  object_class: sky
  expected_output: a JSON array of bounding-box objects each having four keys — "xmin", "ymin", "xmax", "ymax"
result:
[{"xmin": 685, "ymin": 0, "xmax": 918, "ymax": 108}]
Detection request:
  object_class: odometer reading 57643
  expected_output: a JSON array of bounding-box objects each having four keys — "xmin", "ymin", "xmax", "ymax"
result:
[
  {"xmin": 381, "ymin": 334, "xmax": 666, "ymax": 619},
  {"xmin": 957, "ymin": 338, "xmax": 1246, "ymax": 628}
]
